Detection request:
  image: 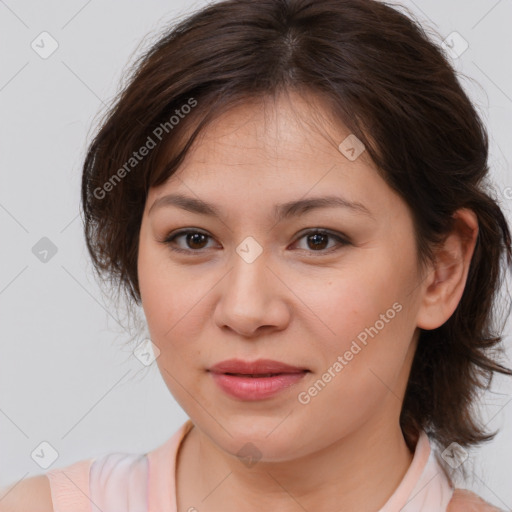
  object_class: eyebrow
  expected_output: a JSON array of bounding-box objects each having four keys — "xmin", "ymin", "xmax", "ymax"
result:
[{"xmin": 148, "ymin": 193, "xmax": 374, "ymax": 220}]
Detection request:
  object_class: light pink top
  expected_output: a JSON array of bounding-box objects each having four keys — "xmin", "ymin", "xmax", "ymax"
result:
[{"xmin": 45, "ymin": 420, "xmax": 502, "ymax": 511}]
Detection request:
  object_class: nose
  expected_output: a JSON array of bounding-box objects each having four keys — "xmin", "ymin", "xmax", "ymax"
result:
[{"xmin": 213, "ymin": 245, "xmax": 291, "ymax": 338}]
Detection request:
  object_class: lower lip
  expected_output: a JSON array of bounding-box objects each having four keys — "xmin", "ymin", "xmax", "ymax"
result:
[{"xmin": 210, "ymin": 372, "xmax": 307, "ymax": 400}]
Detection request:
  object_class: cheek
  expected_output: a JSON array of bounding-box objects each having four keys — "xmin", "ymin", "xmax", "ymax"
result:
[
  {"xmin": 307, "ymin": 261, "xmax": 405, "ymax": 346},
  {"xmin": 306, "ymin": 258, "xmax": 416, "ymax": 399},
  {"xmin": 138, "ymin": 245, "xmax": 164, "ymax": 330},
  {"xmin": 137, "ymin": 239, "xmax": 212, "ymax": 362},
  {"xmin": 137, "ymin": 236, "xmax": 183, "ymax": 343}
]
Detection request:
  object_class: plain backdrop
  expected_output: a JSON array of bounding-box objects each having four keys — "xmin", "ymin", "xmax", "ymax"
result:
[{"xmin": 1, "ymin": 0, "xmax": 511, "ymax": 509}]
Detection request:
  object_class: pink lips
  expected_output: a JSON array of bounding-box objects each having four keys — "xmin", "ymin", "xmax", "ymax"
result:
[{"xmin": 208, "ymin": 358, "xmax": 309, "ymax": 401}]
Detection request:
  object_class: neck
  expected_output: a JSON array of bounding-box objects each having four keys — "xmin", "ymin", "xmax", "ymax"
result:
[{"xmin": 176, "ymin": 407, "xmax": 415, "ymax": 512}]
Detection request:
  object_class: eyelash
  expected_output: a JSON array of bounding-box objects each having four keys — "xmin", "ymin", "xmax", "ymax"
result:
[{"xmin": 161, "ymin": 228, "xmax": 350, "ymax": 256}]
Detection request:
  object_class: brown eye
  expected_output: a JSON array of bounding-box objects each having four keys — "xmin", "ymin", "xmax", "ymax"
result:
[
  {"xmin": 306, "ymin": 232, "xmax": 329, "ymax": 250},
  {"xmin": 184, "ymin": 232, "xmax": 209, "ymax": 250},
  {"xmin": 162, "ymin": 228, "xmax": 349, "ymax": 256},
  {"xmin": 163, "ymin": 229, "xmax": 215, "ymax": 253},
  {"xmin": 292, "ymin": 229, "xmax": 350, "ymax": 255}
]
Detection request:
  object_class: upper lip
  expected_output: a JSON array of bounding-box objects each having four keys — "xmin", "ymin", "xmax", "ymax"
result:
[{"xmin": 209, "ymin": 358, "xmax": 308, "ymax": 375}]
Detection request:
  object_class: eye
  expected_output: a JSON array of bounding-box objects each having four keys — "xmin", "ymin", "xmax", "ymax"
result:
[
  {"xmin": 162, "ymin": 229, "xmax": 217, "ymax": 254},
  {"xmin": 161, "ymin": 228, "xmax": 350, "ymax": 255},
  {"xmin": 291, "ymin": 229, "xmax": 350, "ymax": 255}
]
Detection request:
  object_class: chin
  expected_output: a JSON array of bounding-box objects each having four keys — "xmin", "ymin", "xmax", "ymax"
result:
[{"xmin": 207, "ymin": 416, "xmax": 307, "ymax": 463}]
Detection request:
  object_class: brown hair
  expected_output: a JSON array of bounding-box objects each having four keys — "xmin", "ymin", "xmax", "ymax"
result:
[{"xmin": 81, "ymin": 0, "xmax": 512, "ymax": 461}]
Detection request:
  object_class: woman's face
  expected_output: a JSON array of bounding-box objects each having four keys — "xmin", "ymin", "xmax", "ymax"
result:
[{"xmin": 138, "ymin": 92, "xmax": 427, "ymax": 461}]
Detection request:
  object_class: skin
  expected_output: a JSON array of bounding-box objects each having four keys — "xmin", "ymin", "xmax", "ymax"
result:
[{"xmin": 137, "ymin": 91, "xmax": 478, "ymax": 512}]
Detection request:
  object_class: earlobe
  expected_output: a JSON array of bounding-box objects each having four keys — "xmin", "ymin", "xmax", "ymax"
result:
[{"xmin": 416, "ymin": 208, "xmax": 479, "ymax": 331}]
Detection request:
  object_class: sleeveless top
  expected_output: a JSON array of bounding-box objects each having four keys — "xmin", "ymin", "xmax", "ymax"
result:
[{"xmin": 45, "ymin": 420, "xmax": 502, "ymax": 511}]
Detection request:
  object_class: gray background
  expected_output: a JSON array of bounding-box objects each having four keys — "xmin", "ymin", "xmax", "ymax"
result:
[{"xmin": 1, "ymin": 0, "xmax": 511, "ymax": 509}]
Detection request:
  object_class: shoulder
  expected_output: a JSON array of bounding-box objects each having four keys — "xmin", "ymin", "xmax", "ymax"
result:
[
  {"xmin": 0, "ymin": 475, "xmax": 53, "ymax": 512},
  {"xmin": 447, "ymin": 488, "xmax": 504, "ymax": 512}
]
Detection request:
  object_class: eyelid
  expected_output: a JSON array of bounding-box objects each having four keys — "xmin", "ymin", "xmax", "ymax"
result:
[
  {"xmin": 161, "ymin": 228, "xmax": 350, "ymax": 255},
  {"xmin": 292, "ymin": 228, "xmax": 351, "ymax": 255},
  {"xmin": 161, "ymin": 228, "xmax": 217, "ymax": 253}
]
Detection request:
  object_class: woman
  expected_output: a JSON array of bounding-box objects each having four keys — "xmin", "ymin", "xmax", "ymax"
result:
[{"xmin": 2, "ymin": 0, "xmax": 510, "ymax": 510}]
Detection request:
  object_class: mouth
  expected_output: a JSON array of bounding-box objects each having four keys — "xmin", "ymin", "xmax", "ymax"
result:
[
  {"xmin": 208, "ymin": 358, "xmax": 310, "ymax": 375},
  {"xmin": 208, "ymin": 359, "xmax": 310, "ymax": 400},
  {"xmin": 223, "ymin": 372, "xmax": 300, "ymax": 378}
]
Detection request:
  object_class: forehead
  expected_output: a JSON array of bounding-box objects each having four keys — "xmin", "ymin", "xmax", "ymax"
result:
[
  {"xmin": 164, "ymin": 93, "xmax": 361, "ymax": 181},
  {"xmin": 146, "ymin": 92, "xmax": 401, "ymax": 222},
  {"xmin": 181, "ymin": 91, "xmax": 352, "ymax": 162}
]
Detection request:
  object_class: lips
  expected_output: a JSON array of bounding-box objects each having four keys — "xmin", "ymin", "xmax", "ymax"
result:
[
  {"xmin": 208, "ymin": 358, "xmax": 309, "ymax": 376},
  {"xmin": 208, "ymin": 358, "xmax": 309, "ymax": 400},
  {"xmin": 208, "ymin": 359, "xmax": 310, "ymax": 401}
]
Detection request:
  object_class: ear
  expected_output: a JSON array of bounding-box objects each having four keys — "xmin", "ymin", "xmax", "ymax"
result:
[{"xmin": 416, "ymin": 208, "xmax": 479, "ymax": 330}]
